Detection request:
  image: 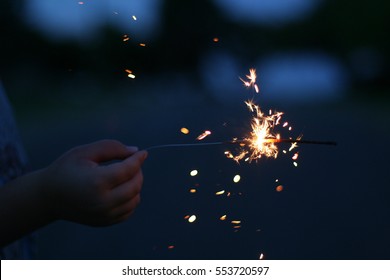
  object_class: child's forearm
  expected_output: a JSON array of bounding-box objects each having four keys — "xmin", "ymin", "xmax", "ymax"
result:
[{"xmin": 0, "ymin": 169, "xmax": 54, "ymax": 247}]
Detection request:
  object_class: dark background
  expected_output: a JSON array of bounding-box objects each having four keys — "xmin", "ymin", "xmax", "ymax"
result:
[{"xmin": 1, "ymin": 0, "xmax": 389, "ymax": 259}]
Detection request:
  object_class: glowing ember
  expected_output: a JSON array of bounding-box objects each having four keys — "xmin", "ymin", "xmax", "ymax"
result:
[
  {"xmin": 233, "ymin": 175, "xmax": 241, "ymax": 183},
  {"xmin": 188, "ymin": 215, "xmax": 197, "ymax": 223},
  {"xmin": 189, "ymin": 188, "xmax": 197, "ymax": 193},
  {"xmin": 190, "ymin": 170, "xmax": 198, "ymax": 176},
  {"xmin": 231, "ymin": 220, "xmax": 241, "ymax": 224},
  {"xmin": 125, "ymin": 69, "xmax": 135, "ymax": 79},
  {"xmin": 215, "ymin": 190, "xmax": 225, "ymax": 196},
  {"xmin": 259, "ymin": 253, "xmax": 265, "ymax": 260},
  {"xmin": 220, "ymin": 215, "xmax": 227, "ymax": 221},
  {"xmin": 196, "ymin": 130, "xmax": 211, "ymax": 140},
  {"xmin": 168, "ymin": 245, "xmax": 175, "ymax": 249},
  {"xmin": 276, "ymin": 185, "xmax": 284, "ymax": 192},
  {"xmin": 289, "ymin": 135, "xmax": 302, "ymax": 151},
  {"xmin": 240, "ymin": 68, "xmax": 259, "ymax": 93},
  {"xmin": 224, "ymin": 151, "xmax": 234, "ymax": 159},
  {"xmin": 184, "ymin": 215, "xmax": 190, "ymax": 219},
  {"xmin": 139, "ymin": 43, "xmax": 146, "ymax": 47},
  {"xmin": 213, "ymin": 37, "xmax": 219, "ymax": 42},
  {"xmin": 123, "ymin": 35, "xmax": 130, "ymax": 42},
  {"xmin": 180, "ymin": 127, "xmax": 190, "ymax": 134},
  {"xmin": 292, "ymin": 152, "xmax": 299, "ymax": 160}
]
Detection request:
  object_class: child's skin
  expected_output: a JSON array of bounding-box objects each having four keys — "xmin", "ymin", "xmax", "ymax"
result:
[{"xmin": 0, "ymin": 139, "xmax": 147, "ymax": 247}]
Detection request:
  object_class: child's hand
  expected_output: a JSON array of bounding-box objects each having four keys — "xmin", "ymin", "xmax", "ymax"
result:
[{"xmin": 40, "ymin": 140, "xmax": 147, "ymax": 226}]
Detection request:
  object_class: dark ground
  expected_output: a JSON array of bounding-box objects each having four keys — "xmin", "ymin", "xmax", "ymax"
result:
[{"xmin": 14, "ymin": 86, "xmax": 390, "ymax": 260}]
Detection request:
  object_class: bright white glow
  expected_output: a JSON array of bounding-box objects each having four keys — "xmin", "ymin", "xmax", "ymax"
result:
[{"xmin": 188, "ymin": 215, "xmax": 197, "ymax": 223}]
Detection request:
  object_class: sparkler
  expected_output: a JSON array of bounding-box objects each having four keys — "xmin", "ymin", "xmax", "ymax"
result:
[
  {"xmin": 146, "ymin": 68, "xmax": 335, "ymax": 163},
  {"xmin": 145, "ymin": 139, "xmax": 336, "ymax": 150},
  {"xmin": 145, "ymin": 138, "xmax": 336, "ymax": 164}
]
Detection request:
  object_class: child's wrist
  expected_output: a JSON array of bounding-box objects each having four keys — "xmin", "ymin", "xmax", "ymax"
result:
[{"xmin": 33, "ymin": 168, "xmax": 58, "ymax": 223}]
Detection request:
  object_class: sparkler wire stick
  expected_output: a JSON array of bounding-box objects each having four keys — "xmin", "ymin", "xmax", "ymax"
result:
[
  {"xmin": 145, "ymin": 139, "xmax": 336, "ymax": 150},
  {"xmin": 146, "ymin": 142, "xmax": 225, "ymax": 151}
]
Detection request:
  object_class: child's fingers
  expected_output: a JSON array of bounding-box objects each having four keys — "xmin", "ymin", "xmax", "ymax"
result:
[
  {"xmin": 109, "ymin": 171, "xmax": 143, "ymax": 205},
  {"xmin": 77, "ymin": 140, "xmax": 138, "ymax": 163},
  {"xmin": 102, "ymin": 150, "xmax": 147, "ymax": 186},
  {"xmin": 111, "ymin": 194, "xmax": 141, "ymax": 219}
]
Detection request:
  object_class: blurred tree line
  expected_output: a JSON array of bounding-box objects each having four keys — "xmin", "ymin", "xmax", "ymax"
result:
[{"xmin": 0, "ymin": 0, "xmax": 389, "ymax": 99}]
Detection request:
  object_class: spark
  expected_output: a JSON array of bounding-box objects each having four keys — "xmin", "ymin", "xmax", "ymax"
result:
[
  {"xmin": 293, "ymin": 162, "xmax": 298, "ymax": 167},
  {"xmin": 188, "ymin": 215, "xmax": 197, "ymax": 223},
  {"xmin": 125, "ymin": 69, "xmax": 135, "ymax": 79},
  {"xmin": 292, "ymin": 152, "xmax": 299, "ymax": 160},
  {"xmin": 231, "ymin": 220, "xmax": 241, "ymax": 224},
  {"xmin": 224, "ymin": 68, "xmax": 336, "ymax": 162},
  {"xmin": 132, "ymin": 15, "xmax": 137, "ymax": 21},
  {"xmin": 213, "ymin": 37, "xmax": 219, "ymax": 42},
  {"xmin": 220, "ymin": 215, "xmax": 227, "ymax": 221},
  {"xmin": 215, "ymin": 190, "xmax": 225, "ymax": 196},
  {"xmin": 123, "ymin": 34, "xmax": 130, "ymax": 42},
  {"xmin": 240, "ymin": 68, "xmax": 259, "ymax": 93},
  {"xmin": 180, "ymin": 127, "xmax": 190, "ymax": 135},
  {"xmin": 233, "ymin": 175, "xmax": 241, "ymax": 183},
  {"xmin": 289, "ymin": 135, "xmax": 302, "ymax": 151},
  {"xmin": 276, "ymin": 185, "xmax": 284, "ymax": 192},
  {"xmin": 190, "ymin": 170, "xmax": 198, "ymax": 176},
  {"xmin": 230, "ymin": 100, "xmax": 284, "ymax": 162},
  {"xmin": 168, "ymin": 245, "xmax": 175, "ymax": 249},
  {"xmin": 78, "ymin": 1, "xmax": 84, "ymax": 5},
  {"xmin": 259, "ymin": 253, "xmax": 265, "ymax": 260},
  {"xmin": 224, "ymin": 151, "xmax": 234, "ymax": 159},
  {"xmin": 196, "ymin": 130, "xmax": 211, "ymax": 140},
  {"xmin": 139, "ymin": 43, "xmax": 146, "ymax": 47},
  {"xmin": 189, "ymin": 188, "xmax": 197, "ymax": 193}
]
